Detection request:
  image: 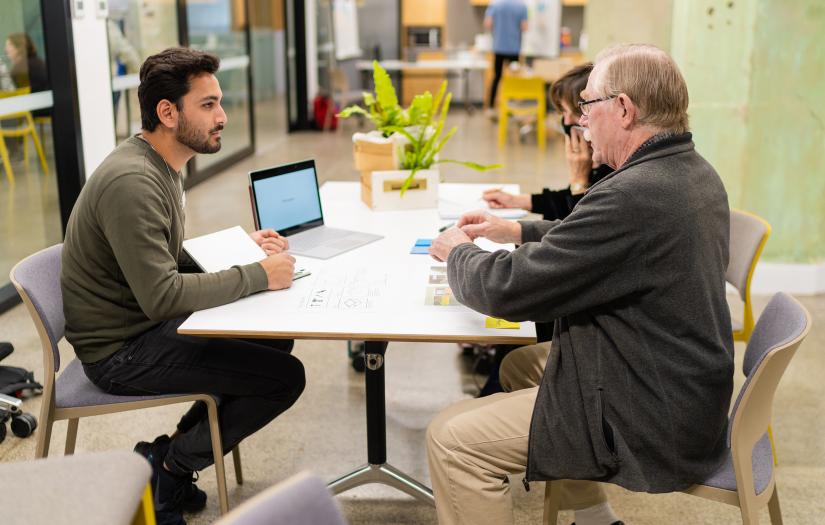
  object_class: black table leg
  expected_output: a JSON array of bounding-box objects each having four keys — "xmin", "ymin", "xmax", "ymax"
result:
[{"xmin": 328, "ymin": 340, "xmax": 434, "ymax": 505}]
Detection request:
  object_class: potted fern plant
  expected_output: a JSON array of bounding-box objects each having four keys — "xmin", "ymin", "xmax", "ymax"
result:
[{"xmin": 340, "ymin": 61, "xmax": 500, "ymax": 210}]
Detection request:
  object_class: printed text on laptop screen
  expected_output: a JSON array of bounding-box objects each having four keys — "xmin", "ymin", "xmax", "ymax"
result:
[{"xmin": 254, "ymin": 167, "xmax": 321, "ymax": 231}]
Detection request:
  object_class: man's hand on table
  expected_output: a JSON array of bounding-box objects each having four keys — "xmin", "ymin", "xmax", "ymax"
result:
[
  {"xmin": 250, "ymin": 228, "xmax": 289, "ymax": 254},
  {"xmin": 457, "ymin": 211, "xmax": 522, "ymax": 244},
  {"xmin": 430, "ymin": 227, "xmax": 473, "ymax": 262},
  {"xmin": 260, "ymin": 253, "xmax": 296, "ymax": 290}
]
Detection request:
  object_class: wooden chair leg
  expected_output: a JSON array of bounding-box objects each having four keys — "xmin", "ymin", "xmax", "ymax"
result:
[
  {"xmin": 543, "ymin": 480, "xmax": 562, "ymax": 525},
  {"xmin": 206, "ymin": 400, "xmax": 230, "ymax": 515},
  {"xmin": 0, "ymin": 137, "xmax": 14, "ymax": 185},
  {"xmin": 768, "ymin": 486, "xmax": 783, "ymax": 525},
  {"xmin": 232, "ymin": 446, "xmax": 243, "ymax": 485},
  {"xmin": 65, "ymin": 418, "xmax": 79, "ymax": 454},
  {"xmin": 35, "ymin": 418, "xmax": 52, "ymax": 458}
]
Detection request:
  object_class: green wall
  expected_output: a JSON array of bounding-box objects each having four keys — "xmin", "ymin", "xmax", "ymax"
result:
[
  {"xmin": 584, "ymin": 0, "xmax": 673, "ymax": 58},
  {"xmin": 739, "ymin": 0, "xmax": 825, "ymax": 262},
  {"xmin": 588, "ymin": 0, "xmax": 825, "ymax": 264}
]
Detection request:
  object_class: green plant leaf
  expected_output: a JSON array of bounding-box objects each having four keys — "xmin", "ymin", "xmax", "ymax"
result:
[
  {"xmin": 399, "ymin": 165, "xmax": 420, "ymax": 196},
  {"xmin": 435, "ymin": 159, "xmax": 503, "ymax": 171},
  {"xmin": 432, "ymin": 81, "xmax": 447, "ymax": 120},
  {"xmin": 373, "ymin": 60, "xmax": 398, "ymax": 113},
  {"xmin": 408, "ymin": 91, "xmax": 434, "ymax": 126},
  {"xmin": 337, "ymin": 105, "xmax": 368, "ymax": 118}
]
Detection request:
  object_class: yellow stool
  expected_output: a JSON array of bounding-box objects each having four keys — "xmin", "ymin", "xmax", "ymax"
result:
[
  {"xmin": 497, "ymin": 76, "xmax": 546, "ymax": 149},
  {"xmin": 0, "ymin": 87, "xmax": 50, "ymax": 184},
  {"xmin": 134, "ymin": 483, "xmax": 157, "ymax": 525}
]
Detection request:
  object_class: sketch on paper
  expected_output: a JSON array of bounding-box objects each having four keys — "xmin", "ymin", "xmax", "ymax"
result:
[{"xmin": 300, "ymin": 267, "xmax": 388, "ymax": 311}]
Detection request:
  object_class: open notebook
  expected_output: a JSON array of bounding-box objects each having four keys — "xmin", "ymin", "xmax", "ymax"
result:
[{"xmin": 182, "ymin": 226, "xmax": 309, "ymax": 279}]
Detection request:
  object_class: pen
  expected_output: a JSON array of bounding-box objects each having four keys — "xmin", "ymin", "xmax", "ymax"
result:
[{"xmin": 438, "ymin": 222, "xmax": 455, "ymax": 232}]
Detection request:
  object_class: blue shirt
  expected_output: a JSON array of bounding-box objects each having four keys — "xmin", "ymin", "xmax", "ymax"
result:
[{"xmin": 486, "ymin": 0, "xmax": 528, "ymax": 56}]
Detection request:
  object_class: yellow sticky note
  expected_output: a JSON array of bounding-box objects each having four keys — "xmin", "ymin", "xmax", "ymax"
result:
[{"xmin": 485, "ymin": 317, "xmax": 520, "ymax": 329}]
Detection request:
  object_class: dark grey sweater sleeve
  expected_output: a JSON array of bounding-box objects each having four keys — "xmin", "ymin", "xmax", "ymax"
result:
[{"xmin": 447, "ymin": 187, "xmax": 645, "ymax": 322}]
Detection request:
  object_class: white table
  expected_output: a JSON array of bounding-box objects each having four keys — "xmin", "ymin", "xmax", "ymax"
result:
[
  {"xmin": 179, "ymin": 182, "xmax": 536, "ymax": 504},
  {"xmin": 356, "ymin": 58, "xmax": 489, "ymax": 112}
]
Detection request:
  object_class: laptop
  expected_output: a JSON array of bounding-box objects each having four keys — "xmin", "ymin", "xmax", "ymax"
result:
[{"xmin": 249, "ymin": 160, "xmax": 383, "ymax": 260}]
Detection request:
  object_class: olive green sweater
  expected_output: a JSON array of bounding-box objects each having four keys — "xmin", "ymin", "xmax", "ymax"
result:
[{"xmin": 62, "ymin": 136, "xmax": 268, "ymax": 363}]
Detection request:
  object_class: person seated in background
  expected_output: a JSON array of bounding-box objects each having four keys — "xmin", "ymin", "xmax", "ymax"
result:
[
  {"xmin": 4, "ymin": 33, "xmax": 48, "ymax": 95},
  {"xmin": 426, "ymin": 43, "xmax": 734, "ymax": 525},
  {"xmin": 61, "ymin": 48, "xmax": 305, "ymax": 525},
  {"xmin": 483, "ymin": 63, "xmax": 612, "ymax": 220}
]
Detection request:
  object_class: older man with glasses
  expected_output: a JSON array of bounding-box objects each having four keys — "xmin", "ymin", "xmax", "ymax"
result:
[{"xmin": 426, "ymin": 43, "xmax": 734, "ymax": 525}]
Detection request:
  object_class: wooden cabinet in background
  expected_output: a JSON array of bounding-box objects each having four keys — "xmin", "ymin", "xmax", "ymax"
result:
[
  {"xmin": 401, "ymin": 51, "xmax": 446, "ymax": 106},
  {"xmin": 402, "ymin": 0, "xmax": 446, "ymax": 26}
]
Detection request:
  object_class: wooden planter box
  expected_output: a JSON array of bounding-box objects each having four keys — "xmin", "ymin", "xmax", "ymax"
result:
[
  {"xmin": 353, "ymin": 139, "xmax": 398, "ymax": 173},
  {"xmin": 361, "ymin": 169, "xmax": 439, "ymax": 211}
]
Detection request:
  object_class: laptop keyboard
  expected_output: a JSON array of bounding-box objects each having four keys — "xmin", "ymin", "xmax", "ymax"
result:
[{"xmin": 288, "ymin": 227, "xmax": 351, "ymax": 251}]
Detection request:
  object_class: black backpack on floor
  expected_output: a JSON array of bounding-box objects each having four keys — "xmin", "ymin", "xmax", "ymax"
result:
[{"xmin": 0, "ymin": 342, "xmax": 43, "ymax": 398}]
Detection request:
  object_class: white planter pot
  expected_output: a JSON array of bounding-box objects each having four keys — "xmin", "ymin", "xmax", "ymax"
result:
[{"xmin": 364, "ymin": 169, "xmax": 439, "ymax": 211}]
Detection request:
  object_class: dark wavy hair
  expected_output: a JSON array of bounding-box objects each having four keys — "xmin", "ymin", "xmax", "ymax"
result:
[{"xmin": 138, "ymin": 47, "xmax": 220, "ymax": 131}]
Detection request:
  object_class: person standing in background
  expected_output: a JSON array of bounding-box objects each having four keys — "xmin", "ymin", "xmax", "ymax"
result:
[{"xmin": 485, "ymin": 0, "xmax": 528, "ymax": 118}]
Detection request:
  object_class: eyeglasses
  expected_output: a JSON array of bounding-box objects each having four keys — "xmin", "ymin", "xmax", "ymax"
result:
[{"xmin": 578, "ymin": 96, "xmax": 616, "ymax": 116}]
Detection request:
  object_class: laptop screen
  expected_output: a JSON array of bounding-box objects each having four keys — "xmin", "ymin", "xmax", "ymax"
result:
[{"xmin": 249, "ymin": 160, "xmax": 324, "ymax": 236}]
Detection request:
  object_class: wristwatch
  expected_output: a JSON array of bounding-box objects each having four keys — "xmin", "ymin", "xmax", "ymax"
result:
[{"xmin": 570, "ymin": 182, "xmax": 590, "ymax": 195}]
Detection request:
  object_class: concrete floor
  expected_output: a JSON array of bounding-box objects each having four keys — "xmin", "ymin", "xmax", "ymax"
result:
[{"xmin": 1, "ymin": 110, "xmax": 823, "ymax": 524}]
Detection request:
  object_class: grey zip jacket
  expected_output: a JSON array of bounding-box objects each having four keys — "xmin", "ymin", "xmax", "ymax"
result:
[{"xmin": 447, "ymin": 133, "xmax": 734, "ymax": 492}]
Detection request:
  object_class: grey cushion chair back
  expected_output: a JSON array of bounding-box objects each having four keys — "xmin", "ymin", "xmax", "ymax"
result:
[
  {"xmin": 685, "ymin": 291, "xmax": 810, "ymax": 524},
  {"xmin": 727, "ymin": 209, "xmax": 771, "ymax": 341},
  {"xmin": 9, "ymin": 244, "xmax": 64, "ymax": 373},
  {"xmin": 215, "ymin": 471, "xmax": 348, "ymax": 525},
  {"xmin": 9, "ymin": 244, "xmax": 242, "ymax": 516},
  {"xmin": 543, "ymin": 292, "xmax": 811, "ymax": 525}
]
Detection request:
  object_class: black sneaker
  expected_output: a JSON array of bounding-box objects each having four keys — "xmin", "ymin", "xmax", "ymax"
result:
[{"xmin": 134, "ymin": 435, "xmax": 207, "ymax": 513}]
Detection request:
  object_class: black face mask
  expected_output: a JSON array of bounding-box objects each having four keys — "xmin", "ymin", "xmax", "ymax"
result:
[{"xmin": 561, "ymin": 116, "xmax": 574, "ymax": 137}]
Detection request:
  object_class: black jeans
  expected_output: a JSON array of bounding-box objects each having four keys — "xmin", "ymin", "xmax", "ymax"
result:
[
  {"xmin": 82, "ymin": 317, "xmax": 305, "ymax": 473},
  {"xmin": 489, "ymin": 53, "xmax": 520, "ymax": 108}
]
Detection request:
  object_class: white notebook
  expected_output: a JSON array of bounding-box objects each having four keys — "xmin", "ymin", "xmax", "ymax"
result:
[{"xmin": 182, "ymin": 226, "xmax": 266, "ymax": 272}]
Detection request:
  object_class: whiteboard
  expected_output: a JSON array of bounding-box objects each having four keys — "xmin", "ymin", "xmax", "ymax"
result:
[
  {"xmin": 333, "ymin": 0, "xmax": 362, "ymax": 61},
  {"xmin": 522, "ymin": 0, "xmax": 561, "ymax": 58}
]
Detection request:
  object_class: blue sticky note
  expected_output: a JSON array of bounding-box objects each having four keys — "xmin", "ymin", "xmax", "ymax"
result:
[
  {"xmin": 410, "ymin": 245, "xmax": 431, "ymax": 254},
  {"xmin": 415, "ymin": 238, "xmax": 433, "ymax": 246}
]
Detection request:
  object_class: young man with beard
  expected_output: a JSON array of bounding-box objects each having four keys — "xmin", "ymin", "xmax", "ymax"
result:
[{"xmin": 61, "ymin": 48, "xmax": 305, "ymax": 525}]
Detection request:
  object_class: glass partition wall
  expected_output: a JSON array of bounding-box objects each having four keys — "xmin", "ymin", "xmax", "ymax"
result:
[
  {"xmin": 185, "ymin": 0, "xmax": 255, "ymax": 181},
  {"xmin": 0, "ymin": 0, "xmax": 61, "ymax": 307}
]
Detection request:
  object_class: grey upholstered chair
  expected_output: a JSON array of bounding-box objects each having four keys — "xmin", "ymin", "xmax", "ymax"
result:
[
  {"xmin": 0, "ymin": 450, "xmax": 153, "ymax": 525},
  {"xmin": 728, "ymin": 209, "xmax": 771, "ymax": 343},
  {"xmin": 214, "ymin": 471, "xmax": 348, "ymax": 525},
  {"xmin": 543, "ymin": 292, "xmax": 811, "ymax": 524},
  {"xmin": 9, "ymin": 244, "xmax": 241, "ymax": 515}
]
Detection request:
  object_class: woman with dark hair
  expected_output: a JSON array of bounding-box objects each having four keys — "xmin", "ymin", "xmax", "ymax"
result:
[
  {"xmin": 483, "ymin": 63, "xmax": 612, "ymax": 220},
  {"xmin": 5, "ymin": 33, "xmax": 48, "ymax": 94}
]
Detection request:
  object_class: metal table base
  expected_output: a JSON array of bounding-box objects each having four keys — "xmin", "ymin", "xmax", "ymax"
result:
[{"xmin": 327, "ymin": 341, "xmax": 435, "ymax": 505}]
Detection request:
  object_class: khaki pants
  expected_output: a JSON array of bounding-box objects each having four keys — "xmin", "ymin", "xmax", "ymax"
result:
[{"xmin": 426, "ymin": 343, "xmax": 607, "ymax": 525}]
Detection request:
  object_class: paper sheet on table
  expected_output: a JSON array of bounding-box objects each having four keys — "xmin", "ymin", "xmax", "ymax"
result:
[{"xmin": 437, "ymin": 185, "xmax": 528, "ymax": 220}]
